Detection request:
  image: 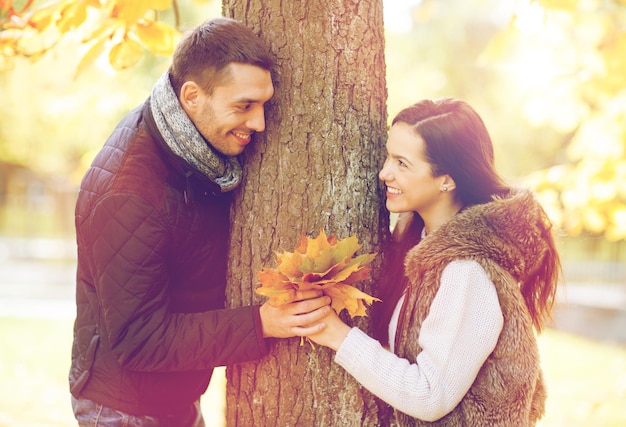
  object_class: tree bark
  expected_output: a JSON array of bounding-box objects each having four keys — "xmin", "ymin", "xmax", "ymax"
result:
[{"xmin": 223, "ymin": 0, "xmax": 390, "ymax": 425}]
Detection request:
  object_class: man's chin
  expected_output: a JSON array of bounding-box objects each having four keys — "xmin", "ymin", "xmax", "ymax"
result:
[
  {"xmin": 230, "ymin": 146, "xmax": 246, "ymax": 156},
  {"xmin": 207, "ymin": 142, "xmax": 245, "ymax": 157}
]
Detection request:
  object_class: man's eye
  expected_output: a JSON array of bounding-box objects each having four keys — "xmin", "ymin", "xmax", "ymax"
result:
[{"xmin": 238, "ymin": 104, "xmax": 251, "ymax": 111}]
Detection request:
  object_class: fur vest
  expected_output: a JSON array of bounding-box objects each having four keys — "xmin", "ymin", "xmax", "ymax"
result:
[{"xmin": 394, "ymin": 190, "xmax": 550, "ymax": 426}]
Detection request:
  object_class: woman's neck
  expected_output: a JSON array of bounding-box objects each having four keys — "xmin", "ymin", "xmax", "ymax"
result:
[{"xmin": 421, "ymin": 201, "xmax": 464, "ymax": 236}]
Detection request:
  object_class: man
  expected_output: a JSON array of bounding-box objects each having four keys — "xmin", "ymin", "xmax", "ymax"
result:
[{"xmin": 69, "ymin": 18, "xmax": 330, "ymax": 426}]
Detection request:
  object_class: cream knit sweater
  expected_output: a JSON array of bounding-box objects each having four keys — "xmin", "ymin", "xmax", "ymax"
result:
[{"xmin": 335, "ymin": 260, "xmax": 504, "ymax": 421}]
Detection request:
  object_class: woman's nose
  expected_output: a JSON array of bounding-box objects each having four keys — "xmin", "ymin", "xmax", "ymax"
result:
[{"xmin": 379, "ymin": 164, "xmax": 392, "ymax": 181}]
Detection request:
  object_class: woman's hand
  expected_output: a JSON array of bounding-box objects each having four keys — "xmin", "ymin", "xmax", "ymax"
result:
[{"xmin": 304, "ymin": 308, "xmax": 352, "ymax": 351}]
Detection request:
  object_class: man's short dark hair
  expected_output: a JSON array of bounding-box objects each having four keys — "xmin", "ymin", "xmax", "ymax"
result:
[{"xmin": 169, "ymin": 17, "xmax": 273, "ymax": 96}]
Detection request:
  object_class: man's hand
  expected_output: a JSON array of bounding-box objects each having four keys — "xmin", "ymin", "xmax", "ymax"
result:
[{"xmin": 260, "ymin": 289, "xmax": 331, "ymax": 338}]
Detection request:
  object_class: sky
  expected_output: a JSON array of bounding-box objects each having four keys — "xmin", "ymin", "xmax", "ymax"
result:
[{"xmin": 383, "ymin": 0, "xmax": 423, "ymax": 32}]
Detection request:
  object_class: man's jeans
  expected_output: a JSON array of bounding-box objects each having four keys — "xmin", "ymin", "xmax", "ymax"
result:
[{"xmin": 71, "ymin": 396, "xmax": 205, "ymax": 427}]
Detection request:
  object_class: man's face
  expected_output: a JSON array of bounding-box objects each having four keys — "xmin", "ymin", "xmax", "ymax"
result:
[{"xmin": 185, "ymin": 62, "xmax": 274, "ymax": 156}]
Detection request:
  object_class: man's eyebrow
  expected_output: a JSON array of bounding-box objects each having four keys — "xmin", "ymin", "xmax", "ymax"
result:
[{"xmin": 232, "ymin": 97, "xmax": 262, "ymax": 104}]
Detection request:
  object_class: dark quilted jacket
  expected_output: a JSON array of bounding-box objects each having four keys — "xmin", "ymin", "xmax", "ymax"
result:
[{"xmin": 69, "ymin": 99, "xmax": 267, "ymax": 416}]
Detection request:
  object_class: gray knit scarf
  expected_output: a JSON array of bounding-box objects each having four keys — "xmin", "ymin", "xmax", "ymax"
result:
[{"xmin": 150, "ymin": 72, "xmax": 242, "ymax": 192}]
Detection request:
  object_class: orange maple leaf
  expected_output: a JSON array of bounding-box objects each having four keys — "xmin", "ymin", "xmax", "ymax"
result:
[{"xmin": 255, "ymin": 230, "xmax": 381, "ymax": 318}]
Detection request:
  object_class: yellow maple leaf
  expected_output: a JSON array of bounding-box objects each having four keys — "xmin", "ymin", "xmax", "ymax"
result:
[
  {"xmin": 255, "ymin": 268, "xmax": 297, "ymax": 306},
  {"xmin": 134, "ymin": 19, "xmax": 179, "ymax": 56},
  {"xmin": 256, "ymin": 230, "xmax": 380, "ymax": 318},
  {"xmin": 57, "ymin": 1, "xmax": 89, "ymax": 33},
  {"xmin": 325, "ymin": 283, "xmax": 380, "ymax": 317},
  {"xmin": 109, "ymin": 35, "xmax": 142, "ymax": 70}
]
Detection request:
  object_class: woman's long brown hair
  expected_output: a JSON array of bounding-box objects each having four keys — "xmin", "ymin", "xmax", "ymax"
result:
[{"xmin": 371, "ymin": 98, "xmax": 559, "ymax": 345}]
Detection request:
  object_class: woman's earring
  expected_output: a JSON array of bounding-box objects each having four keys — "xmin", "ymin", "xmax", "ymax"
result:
[{"xmin": 442, "ymin": 185, "xmax": 448, "ymax": 192}]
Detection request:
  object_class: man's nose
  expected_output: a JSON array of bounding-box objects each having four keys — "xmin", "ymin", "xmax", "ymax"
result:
[{"xmin": 247, "ymin": 108, "xmax": 266, "ymax": 132}]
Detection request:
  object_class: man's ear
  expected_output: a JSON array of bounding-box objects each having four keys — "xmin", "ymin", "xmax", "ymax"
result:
[{"xmin": 179, "ymin": 81, "xmax": 200, "ymax": 113}]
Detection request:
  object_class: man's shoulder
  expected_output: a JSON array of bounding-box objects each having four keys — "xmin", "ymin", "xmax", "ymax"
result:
[{"xmin": 80, "ymin": 101, "xmax": 170, "ymax": 204}]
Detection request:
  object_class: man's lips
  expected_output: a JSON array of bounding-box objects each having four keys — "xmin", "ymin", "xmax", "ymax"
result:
[{"xmin": 233, "ymin": 131, "xmax": 252, "ymax": 145}]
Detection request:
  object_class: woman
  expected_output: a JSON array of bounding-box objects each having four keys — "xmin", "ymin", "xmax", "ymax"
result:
[{"xmin": 306, "ymin": 98, "xmax": 560, "ymax": 426}]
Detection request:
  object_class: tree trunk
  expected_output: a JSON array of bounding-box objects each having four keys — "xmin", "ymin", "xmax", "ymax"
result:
[{"xmin": 223, "ymin": 0, "xmax": 390, "ymax": 425}]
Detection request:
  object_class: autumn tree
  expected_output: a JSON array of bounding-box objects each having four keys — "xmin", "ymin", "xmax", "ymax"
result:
[
  {"xmin": 220, "ymin": 1, "xmax": 391, "ymax": 425},
  {"xmin": 7, "ymin": 0, "xmax": 625, "ymax": 420},
  {"xmin": 478, "ymin": 0, "xmax": 626, "ymax": 241},
  {"xmin": 3, "ymin": 0, "xmax": 626, "ymax": 243},
  {"xmin": 0, "ymin": 0, "xmax": 181, "ymax": 73}
]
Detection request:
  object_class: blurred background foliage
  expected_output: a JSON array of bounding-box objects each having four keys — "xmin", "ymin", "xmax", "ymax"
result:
[
  {"xmin": 0, "ymin": 0, "xmax": 625, "ymax": 264},
  {"xmin": 0, "ymin": 2, "xmax": 625, "ymax": 426}
]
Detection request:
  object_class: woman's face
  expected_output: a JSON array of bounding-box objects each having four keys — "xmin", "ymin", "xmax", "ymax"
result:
[{"xmin": 379, "ymin": 122, "xmax": 444, "ymax": 215}]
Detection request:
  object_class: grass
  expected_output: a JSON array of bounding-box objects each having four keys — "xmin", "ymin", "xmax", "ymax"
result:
[
  {"xmin": 0, "ymin": 317, "xmax": 624, "ymax": 427},
  {"xmin": 0, "ymin": 316, "xmax": 226, "ymax": 427},
  {"xmin": 0, "ymin": 317, "xmax": 75, "ymax": 427},
  {"xmin": 537, "ymin": 329, "xmax": 626, "ymax": 427}
]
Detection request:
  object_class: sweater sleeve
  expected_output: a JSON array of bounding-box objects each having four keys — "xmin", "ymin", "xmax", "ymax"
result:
[{"xmin": 334, "ymin": 260, "xmax": 503, "ymax": 421}]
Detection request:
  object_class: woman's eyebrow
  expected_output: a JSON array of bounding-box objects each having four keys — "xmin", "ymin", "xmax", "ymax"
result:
[{"xmin": 390, "ymin": 152, "xmax": 413, "ymax": 166}]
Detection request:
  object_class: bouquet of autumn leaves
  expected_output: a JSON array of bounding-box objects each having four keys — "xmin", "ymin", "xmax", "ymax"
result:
[{"xmin": 256, "ymin": 230, "xmax": 381, "ymax": 329}]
